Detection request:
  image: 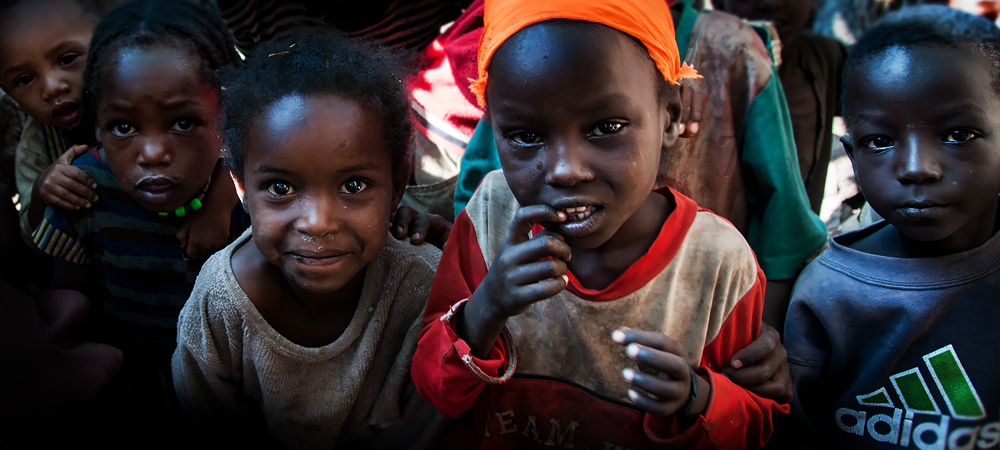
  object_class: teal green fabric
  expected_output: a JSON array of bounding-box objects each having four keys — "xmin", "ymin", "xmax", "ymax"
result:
[
  {"xmin": 454, "ymin": 117, "xmax": 500, "ymax": 218},
  {"xmin": 452, "ymin": 5, "xmax": 827, "ymax": 280},
  {"xmin": 674, "ymin": 0, "xmax": 698, "ymax": 60}
]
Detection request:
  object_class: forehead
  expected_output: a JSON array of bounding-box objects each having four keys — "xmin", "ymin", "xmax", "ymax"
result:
[
  {"xmin": 847, "ymin": 44, "xmax": 999, "ymax": 122},
  {"xmin": 247, "ymin": 94, "xmax": 386, "ymax": 166},
  {"xmin": 0, "ymin": 0, "xmax": 93, "ymax": 65},
  {"xmin": 486, "ymin": 21, "xmax": 661, "ymax": 115},
  {"xmin": 99, "ymin": 46, "xmax": 208, "ymax": 106}
]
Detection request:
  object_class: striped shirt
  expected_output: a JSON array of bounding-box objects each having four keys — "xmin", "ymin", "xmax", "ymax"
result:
[
  {"xmin": 211, "ymin": 0, "xmax": 470, "ymax": 51},
  {"xmin": 32, "ymin": 148, "xmax": 251, "ymax": 347}
]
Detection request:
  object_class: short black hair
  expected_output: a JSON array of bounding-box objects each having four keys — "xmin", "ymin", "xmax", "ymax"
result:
[
  {"xmin": 0, "ymin": 0, "xmax": 99, "ymax": 22},
  {"xmin": 842, "ymin": 5, "xmax": 1000, "ymax": 125},
  {"xmin": 82, "ymin": 0, "xmax": 239, "ymax": 122},
  {"xmin": 221, "ymin": 28, "xmax": 413, "ymax": 186}
]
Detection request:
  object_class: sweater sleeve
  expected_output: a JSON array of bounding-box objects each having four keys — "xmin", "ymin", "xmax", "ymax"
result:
[
  {"xmin": 643, "ymin": 268, "xmax": 790, "ymax": 449},
  {"xmin": 411, "ymin": 209, "xmax": 508, "ymax": 418},
  {"xmin": 171, "ymin": 269, "xmax": 278, "ymax": 448}
]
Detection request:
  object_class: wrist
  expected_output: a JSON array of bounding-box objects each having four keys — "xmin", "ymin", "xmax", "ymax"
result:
[{"xmin": 683, "ymin": 371, "xmax": 711, "ymax": 417}]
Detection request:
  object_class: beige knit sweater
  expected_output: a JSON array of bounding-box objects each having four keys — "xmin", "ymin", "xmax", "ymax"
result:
[{"xmin": 172, "ymin": 228, "xmax": 441, "ymax": 449}]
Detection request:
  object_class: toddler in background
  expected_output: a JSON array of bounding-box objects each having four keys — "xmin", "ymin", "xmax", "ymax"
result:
[
  {"xmin": 412, "ymin": 0, "xmax": 789, "ymax": 448},
  {"xmin": 0, "ymin": 0, "xmax": 238, "ymax": 259},
  {"xmin": 783, "ymin": 6, "xmax": 999, "ymax": 449},
  {"xmin": 30, "ymin": 0, "xmax": 248, "ymax": 443},
  {"xmin": 172, "ymin": 29, "xmax": 449, "ymax": 449}
]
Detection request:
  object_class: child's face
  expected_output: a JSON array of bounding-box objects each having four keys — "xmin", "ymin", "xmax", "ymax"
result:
[
  {"xmin": 238, "ymin": 94, "xmax": 403, "ymax": 296},
  {"xmin": 487, "ymin": 22, "xmax": 679, "ymax": 250},
  {"xmin": 0, "ymin": 0, "xmax": 94, "ymax": 128},
  {"xmin": 845, "ymin": 45, "xmax": 1000, "ymax": 251},
  {"xmin": 96, "ymin": 46, "xmax": 222, "ymax": 213}
]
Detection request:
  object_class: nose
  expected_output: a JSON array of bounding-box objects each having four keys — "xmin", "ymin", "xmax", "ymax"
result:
[
  {"xmin": 544, "ymin": 139, "xmax": 594, "ymax": 187},
  {"xmin": 896, "ymin": 137, "xmax": 942, "ymax": 185},
  {"xmin": 41, "ymin": 71, "xmax": 70, "ymax": 103},
  {"xmin": 136, "ymin": 136, "xmax": 172, "ymax": 168},
  {"xmin": 295, "ymin": 193, "xmax": 341, "ymax": 237}
]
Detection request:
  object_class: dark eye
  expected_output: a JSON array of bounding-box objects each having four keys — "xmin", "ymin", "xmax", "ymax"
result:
[
  {"xmin": 58, "ymin": 53, "xmax": 79, "ymax": 66},
  {"xmin": 171, "ymin": 118, "xmax": 197, "ymax": 132},
  {"xmin": 341, "ymin": 179, "xmax": 368, "ymax": 194},
  {"xmin": 943, "ymin": 130, "xmax": 978, "ymax": 143},
  {"xmin": 268, "ymin": 181, "xmax": 293, "ymax": 196},
  {"xmin": 510, "ymin": 131, "xmax": 541, "ymax": 145},
  {"xmin": 14, "ymin": 74, "xmax": 32, "ymax": 87},
  {"xmin": 110, "ymin": 122, "xmax": 136, "ymax": 137},
  {"xmin": 591, "ymin": 121, "xmax": 624, "ymax": 136},
  {"xmin": 864, "ymin": 136, "xmax": 894, "ymax": 150}
]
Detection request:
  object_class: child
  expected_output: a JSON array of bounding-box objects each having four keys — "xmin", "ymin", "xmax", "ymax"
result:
[
  {"xmin": 411, "ymin": 0, "xmax": 788, "ymax": 448},
  {"xmin": 783, "ymin": 6, "xmax": 1000, "ymax": 448},
  {"xmin": 172, "ymin": 30, "xmax": 449, "ymax": 449},
  {"xmin": 0, "ymin": 0, "xmax": 238, "ymax": 259}
]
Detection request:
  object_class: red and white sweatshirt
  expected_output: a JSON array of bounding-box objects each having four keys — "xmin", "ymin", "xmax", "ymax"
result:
[{"xmin": 411, "ymin": 171, "xmax": 788, "ymax": 449}]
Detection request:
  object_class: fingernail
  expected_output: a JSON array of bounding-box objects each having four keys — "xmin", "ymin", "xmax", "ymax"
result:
[
  {"xmin": 557, "ymin": 211, "xmax": 566, "ymax": 220},
  {"xmin": 611, "ymin": 330, "xmax": 626, "ymax": 344},
  {"xmin": 561, "ymin": 274, "xmax": 568, "ymax": 284},
  {"xmin": 628, "ymin": 389, "xmax": 640, "ymax": 401},
  {"xmin": 731, "ymin": 359, "xmax": 743, "ymax": 369},
  {"xmin": 84, "ymin": 203, "xmax": 91, "ymax": 208},
  {"xmin": 690, "ymin": 122, "xmax": 700, "ymax": 134},
  {"xmin": 91, "ymin": 183, "xmax": 97, "ymax": 189},
  {"xmin": 678, "ymin": 123, "xmax": 686, "ymax": 134},
  {"xmin": 413, "ymin": 233, "xmax": 421, "ymax": 240},
  {"xmin": 627, "ymin": 343, "xmax": 640, "ymax": 359},
  {"xmin": 396, "ymin": 226, "xmax": 404, "ymax": 234},
  {"xmin": 622, "ymin": 368, "xmax": 635, "ymax": 382}
]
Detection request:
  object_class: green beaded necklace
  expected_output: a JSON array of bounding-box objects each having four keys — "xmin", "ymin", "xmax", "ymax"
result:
[{"xmin": 158, "ymin": 197, "xmax": 204, "ymax": 217}]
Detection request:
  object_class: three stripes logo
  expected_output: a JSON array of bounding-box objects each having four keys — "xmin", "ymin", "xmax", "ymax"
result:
[{"xmin": 835, "ymin": 345, "xmax": 998, "ymax": 449}]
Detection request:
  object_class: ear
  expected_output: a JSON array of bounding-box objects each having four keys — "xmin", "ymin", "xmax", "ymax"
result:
[
  {"xmin": 661, "ymin": 84, "xmax": 682, "ymax": 152},
  {"xmin": 94, "ymin": 126, "xmax": 102, "ymax": 145},
  {"xmin": 230, "ymin": 171, "xmax": 249, "ymax": 213},
  {"xmin": 390, "ymin": 177, "xmax": 407, "ymax": 214}
]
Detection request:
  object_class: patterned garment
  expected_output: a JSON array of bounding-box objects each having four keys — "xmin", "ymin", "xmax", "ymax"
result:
[
  {"xmin": 211, "ymin": 0, "xmax": 470, "ymax": 52},
  {"xmin": 14, "ymin": 116, "xmax": 72, "ymax": 243},
  {"xmin": 32, "ymin": 148, "xmax": 250, "ymax": 347},
  {"xmin": 413, "ymin": 170, "xmax": 788, "ymax": 450}
]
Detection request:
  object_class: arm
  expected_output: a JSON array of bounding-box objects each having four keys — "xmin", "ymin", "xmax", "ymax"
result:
[
  {"xmin": 411, "ymin": 206, "xmax": 570, "ymax": 418},
  {"xmin": 176, "ymin": 161, "xmax": 239, "ymax": 259}
]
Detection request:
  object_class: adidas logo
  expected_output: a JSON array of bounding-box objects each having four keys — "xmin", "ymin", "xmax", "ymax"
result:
[{"xmin": 835, "ymin": 345, "xmax": 998, "ymax": 449}]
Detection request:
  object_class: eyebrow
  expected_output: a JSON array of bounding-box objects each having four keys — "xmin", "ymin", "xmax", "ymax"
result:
[
  {"xmin": 99, "ymin": 98, "xmax": 204, "ymax": 116},
  {"xmin": 252, "ymin": 162, "xmax": 378, "ymax": 176},
  {"xmin": 492, "ymin": 92, "xmax": 634, "ymax": 122},
  {"xmin": 253, "ymin": 165, "xmax": 293, "ymax": 175}
]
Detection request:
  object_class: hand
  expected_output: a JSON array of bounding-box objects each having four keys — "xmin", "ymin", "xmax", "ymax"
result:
[
  {"xmin": 457, "ymin": 205, "xmax": 571, "ymax": 357},
  {"xmin": 36, "ymin": 145, "xmax": 98, "ymax": 210},
  {"xmin": 391, "ymin": 205, "xmax": 452, "ymax": 249},
  {"xmin": 720, "ymin": 322, "xmax": 793, "ymax": 403},
  {"xmin": 678, "ymin": 77, "xmax": 704, "ymax": 138},
  {"xmin": 177, "ymin": 204, "xmax": 232, "ymax": 259},
  {"xmin": 613, "ymin": 327, "xmax": 711, "ymax": 417}
]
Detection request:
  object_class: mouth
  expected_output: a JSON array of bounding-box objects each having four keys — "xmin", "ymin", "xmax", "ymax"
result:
[
  {"xmin": 50, "ymin": 102, "xmax": 81, "ymax": 126},
  {"xmin": 290, "ymin": 248, "xmax": 350, "ymax": 266},
  {"xmin": 134, "ymin": 176, "xmax": 181, "ymax": 206},
  {"xmin": 896, "ymin": 200, "xmax": 946, "ymax": 219},
  {"xmin": 550, "ymin": 201, "xmax": 604, "ymax": 238}
]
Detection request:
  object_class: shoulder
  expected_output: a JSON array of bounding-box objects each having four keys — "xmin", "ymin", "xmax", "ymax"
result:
[
  {"xmin": 72, "ymin": 148, "xmax": 118, "ymax": 187},
  {"xmin": 684, "ymin": 208, "xmax": 759, "ymax": 275},
  {"xmin": 380, "ymin": 236, "xmax": 442, "ymax": 275},
  {"xmin": 465, "ymin": 169, "xmax": 519, "ymax": 227}
]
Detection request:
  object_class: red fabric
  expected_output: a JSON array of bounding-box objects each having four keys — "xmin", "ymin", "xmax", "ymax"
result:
[
  {"xmin": 411, "ymin": 205, "xmax": 787, "ymax": 448},
  {"xmin": 409, "ymin": 0, "xmax": 486, "ymax": 157}
]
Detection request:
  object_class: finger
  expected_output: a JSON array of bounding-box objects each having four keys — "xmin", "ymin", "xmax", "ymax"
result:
[
  {"xmin": 43, "ymin": 186, "xmax": 88, "ymax": 210},
  {"xmin": 512, "ymin": 276, "xmax": 568, "ymax": 306},
  {"xmin": 57, "ymin": 145, "xmax": 90, "ymax": 164},
  {"xmin": 510, "ymin": 233, "xmax": 572, "ymax": 264},
  {"xmin": 391, "ymin": 206, "xmax": 419, "ymax": 238},
  {"xmin": 730, "ymin": 324, "xmax": 780, "ymax": 369},
  {"xmin": 505, "ymin": 205, "xmax": 566, "ymax": 246},
  {"xmin": 57, "ymin": 172, "xmax": 99, "ymax": 203},
  {"xmin": 625, "ymin": 342, "xmax": 689, "ymax": 379},
  {"xmin": 506, "ymin": 259, "xmax": 567, "ymax": 286},
  {"xmin": 409, "ymin": 213, "xmax": 431, "ymax": 244},
  {"xmin": 612, "ymin": 328, "xmax": 685, "ymax": 356},
  {"xmin": 623, "ymin": 367, "xmax": 683, "ymax": 403},
  {"xmin": 627, "ymin": 388, "xmax": 673, "ymax": 417},
  {"xmin": 679, "ymin": 80, "xmax": 693, "ymax": 125},
  {"xmin": 424, "ymin": 216, "xmax": 452, "ymax": 247},
  {"xmin": 688, "ymin": 81, "xmax": 704, "ymax": 125}
]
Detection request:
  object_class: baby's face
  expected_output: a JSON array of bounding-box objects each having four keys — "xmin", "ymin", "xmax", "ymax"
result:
[
  {"xmin": 846, "ymin": 45, "xmax": 1000, "ymax": 252},
  {"xmin": 0, "ymin": 0, "xmax": 94, "ymax": 128},
  {"xmin": 96, "ymin": 46, "xmax": 222, "ymax": 213},
  {"xmin": 487, "ymin": 22, "xmax": 678, "ymax": 250},
  {"xmin": 239, "ymin": 94, "xmax": 400, "ymax": 297}
]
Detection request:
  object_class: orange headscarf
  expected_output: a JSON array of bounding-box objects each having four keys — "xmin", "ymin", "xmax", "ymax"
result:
[{"xmin": 470, "ymin": 0, "xmax": 700, "ymax": 107}]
